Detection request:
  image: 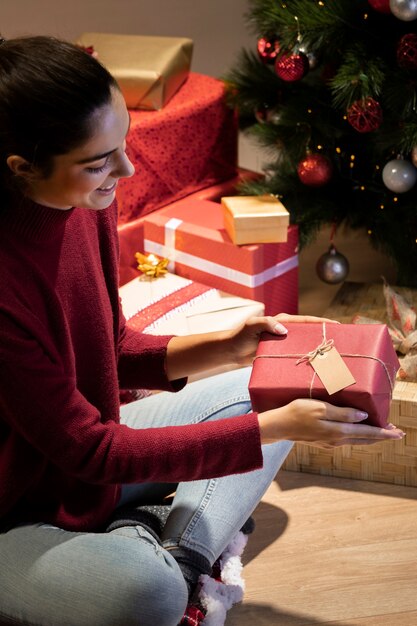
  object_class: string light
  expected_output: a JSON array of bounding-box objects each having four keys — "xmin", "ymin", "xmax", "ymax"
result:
[
  {"xmin": 375, "ymin": 165, "xmax": 380, "ymax": 170},
  {"xmin": 350, "ymin": 162, "xmax": 355, "ymax": 169},
  {"xmin": 318, "ymin": 1, "xmax": 325, "ymax": 5},
  {"xmin": 380, "ymin": 204, "xmax": 384, "ymax": 209},
  {"xmin": 368, "ymin": 230, "xmax": 372, "ymax": 235},
  {"xmin": 360, "ymin": 185, "xmax": 365, "ymax": 191},
  {"xmin": 364, "ymin": 13, "xmax": 368, "ymax": 19},
  {"xmin": 336, "ymin": 147, "xmax": 341, "ymax": 154},
  {"xmin": 393, "ymin": 197, "xmax": 398, "ymax": 202},
  {"xmin": 350, "ymin": 155, "xmax": 355, "ymax": 161},
  {"xmin": 307, "ymin": 108, "xmax": 312, "ymax": 113},
  {"xmin": 317, "ymin": 145, "xmax": 323, "ymax": 150}
]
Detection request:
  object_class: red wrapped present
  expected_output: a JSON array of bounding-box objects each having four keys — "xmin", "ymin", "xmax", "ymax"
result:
[
  {"xmin": 117, "ymin": 169, "xmax": 261, "ymax": 287},
  {"xmin": 142, "ymin": 198, "xmax": 298, "ymax": 315},
  {"xmin": 249, "ymin": 322, "xmax": 400, "ymax": 427},
  {"xmin": 116, "ymin": 73, "xmax": 238, "ymax": 225}
]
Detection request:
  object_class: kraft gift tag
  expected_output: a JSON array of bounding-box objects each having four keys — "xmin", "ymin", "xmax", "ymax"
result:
[{"xmin": 310, "ymin": 347, "xmax": 356, "ymax": 395}]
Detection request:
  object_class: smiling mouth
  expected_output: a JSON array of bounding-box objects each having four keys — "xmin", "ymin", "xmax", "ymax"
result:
[{"xmin": 97, "ymin": 182, "xmax": 117, "ymax": 192}]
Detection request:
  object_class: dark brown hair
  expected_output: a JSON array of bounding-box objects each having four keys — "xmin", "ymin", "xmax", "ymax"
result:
[{"xmin": 0, "ymin": 35, "xmax": 118, "ymax": 194}]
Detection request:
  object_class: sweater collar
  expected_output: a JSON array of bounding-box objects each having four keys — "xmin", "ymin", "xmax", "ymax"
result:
[{"xmin": 2, "ymin": 194, "xmax": 75, "ymax": 242}]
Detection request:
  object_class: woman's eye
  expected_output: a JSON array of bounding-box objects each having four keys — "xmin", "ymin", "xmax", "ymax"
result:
[{"xmin": 86, "ymin": 158, "xmax": 110, "ymax": 174}]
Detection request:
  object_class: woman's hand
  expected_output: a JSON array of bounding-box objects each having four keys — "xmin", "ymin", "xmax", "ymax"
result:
[
  {"xmin": 229, "ymin": 313, "xmax": 339, "ymax": 367},
  {"xmin": 258, "ymin": 399, "xmax": 405, "ymax": 448},
  {"xmin": 166, "ymin": 313, "xmax": 338, "ymax": 380}
]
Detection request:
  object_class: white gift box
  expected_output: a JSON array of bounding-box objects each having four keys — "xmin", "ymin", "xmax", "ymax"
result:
[{"xmin": 119, "ymin": 272, "xmax": 264, "ymax": 381}]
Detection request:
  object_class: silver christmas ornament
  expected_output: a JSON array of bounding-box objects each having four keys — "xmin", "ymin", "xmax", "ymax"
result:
[
  {"xmin": 389, "ymin": 0, "xmax": 417, "ymax": 20},
  {"xmin": 268, "ymin": 108, "xmax": 283, "ymax": 125},
  {"xmin": 298, "ymin": 45, "xmax": 319, "ymax": 69},
  {"xmin": 382, "ymin": 158, "xmax": 417, "ymax": 193},
  {"xmin": 316, "ymin": 244, "xmax": 350, "ymax": 284},
  {"xmin": 411, "ymin": 146, "xmax": 417, "ymax": 168}
]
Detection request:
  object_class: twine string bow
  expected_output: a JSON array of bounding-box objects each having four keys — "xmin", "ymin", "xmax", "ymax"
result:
[{"xmin": 295, "ymin": 323, "xmax": 334, "ymax": 365}]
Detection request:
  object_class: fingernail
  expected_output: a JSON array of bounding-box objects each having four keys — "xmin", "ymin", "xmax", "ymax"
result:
[
  {"xmin": 274, "ymin": 323, "xmax": 288, "ymax": 335},
  {"xmin": 355, "ymin": 411, "xmax": 368, "ymax": 420}
]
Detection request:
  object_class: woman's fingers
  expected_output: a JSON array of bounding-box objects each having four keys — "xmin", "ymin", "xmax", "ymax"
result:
[
  {"xmin": 322, "ymin": 403, "xmax": 369, "ymax": 423},
  {"xmin": 314, "ymin": 437, "xmax": 392, "ymax": 448},
  {"xmin": 322, "ymin": 419, "xmax": 404, "ymax": 441},
  {"xmin": 337, "ymin": 438, "xmax": 392, "ymax": 446},
  {"xmin": 320, "ymin": 403, "xmax": 405, "ymax": 439},
  {"xmin": 274, "ymin": 314, "xmax": 340, "ymax": 325},
  {"xmin": 259, "ymin": 400, "xmax": 404, "ymax": 447}
]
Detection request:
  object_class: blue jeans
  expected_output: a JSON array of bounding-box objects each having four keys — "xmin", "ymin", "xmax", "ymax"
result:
[{"xmin": 0, "ymin": 368, "xmax": 292, "ymax": 626}]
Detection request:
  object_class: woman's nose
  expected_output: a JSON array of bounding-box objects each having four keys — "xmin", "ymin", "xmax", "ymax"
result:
[{"xmin": 112, "ymin": 149, "xmax": 135, "ymax": 179}]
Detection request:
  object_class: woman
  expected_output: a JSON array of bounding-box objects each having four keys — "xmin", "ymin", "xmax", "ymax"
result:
[{"xmin": 0, "ymin": 35, "xmax": 404, "ymax": 626}]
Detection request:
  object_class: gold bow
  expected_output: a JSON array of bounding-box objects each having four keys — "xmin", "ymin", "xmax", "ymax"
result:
[{"xmin": 135, "ymin": 252, "xmax": 169, "ymax": 278}]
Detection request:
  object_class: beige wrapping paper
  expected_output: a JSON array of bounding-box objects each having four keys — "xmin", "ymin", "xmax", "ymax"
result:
[
  {"xmin": 76, "ymin": 32, "xmax": 193, "ymax": 110},
  {"xmin": 353, "ymin": 282, "xmax": 417, "ymax": 381},
  {"xmin": 221, "ymin": 194, "xmax": 289, "ymax": 245}
]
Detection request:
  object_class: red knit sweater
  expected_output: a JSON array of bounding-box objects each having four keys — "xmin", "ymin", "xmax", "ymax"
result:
[{"xmin": 0, "ymin": 197, "xmax": 263, "ymax": 531}]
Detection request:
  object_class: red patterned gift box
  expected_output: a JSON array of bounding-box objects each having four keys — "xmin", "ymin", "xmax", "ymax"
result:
[
  {"xmin": 249, "ymin": 322, "xmax": 400, "ymax": 427},
  {"xmin": 142, "ymin": 198, "xmax": 298, "ymax": 316},
  {"xmin": 116, "ymin": 73, "xmax": 238, "ymax": 225},
  {"xmin": 117, "ymin": 169, "xmax": 262, "ymax": 287}
]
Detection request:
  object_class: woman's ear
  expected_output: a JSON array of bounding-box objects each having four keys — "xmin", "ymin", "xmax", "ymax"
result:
[{"xmin": 6, "ymin": 155, "xmax": 39, "ymax": 182}]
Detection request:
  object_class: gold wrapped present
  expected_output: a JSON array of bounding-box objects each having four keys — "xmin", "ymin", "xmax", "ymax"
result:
[
  {"xmin": 76, "ymin": 32, "xmax": 193, "ymax": 110},
  {"xmin": 221, "ymin": 194, "xmax": 289, "ymax": 245}
]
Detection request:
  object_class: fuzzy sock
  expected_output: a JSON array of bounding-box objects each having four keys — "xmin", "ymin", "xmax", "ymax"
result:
[
  {"xmin": 166, "ymin": 546, "xmax": 212, "ymax": 599},
  {"xmin": 105, "ymin": 503, "xmax": 172, "ymax": 541},
  {"xmin": 240, "ymin": 515, "xmax": 255, "ymax": 535}
]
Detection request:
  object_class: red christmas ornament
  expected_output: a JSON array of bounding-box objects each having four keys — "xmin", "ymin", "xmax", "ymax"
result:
[
  {"xmin": 397, "ymin": 33, "xmax": 417, "ymax": 69},
  {"xmin": 275, "ymin": 51, "xmax": 309, "ymax": 82},
  {"xmin": 257, "ymin": 37, "xmax": 280, "ymax": 64},
  {"xmin": 367, "ymin": 0, "xmax": 391, "ymax": 13},
  {"xmin": 254, "ymin": 103, "xmax": 270, "ymax": 123},
  {"xmin": 347, "ymin": 97, "xmax": 383, "ymax": 133},
  {"xmin": 297, "ymin": 153, "xmax": 333, "ymax": 187}
]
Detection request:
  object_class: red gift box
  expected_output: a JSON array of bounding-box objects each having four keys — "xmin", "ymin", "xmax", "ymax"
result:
[
  {"xmin": 143, "ymin": 198, "xmax": 298, "ymax": 315},
  {"xmin": 116, "ymin": 72, "xmax": 238, "ymax": 225},
  {"xmin": 249, "ymin": 322, "xmax": 400, "ymax": 427},
  {"xmin": 117, "ymin": 169, "xmax": 261, "ymax": 287}
]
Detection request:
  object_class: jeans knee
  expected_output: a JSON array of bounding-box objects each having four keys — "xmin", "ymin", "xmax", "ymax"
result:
[{"xmin": 106, "ymin": 547, "xmax": 188, "ymax": 626}]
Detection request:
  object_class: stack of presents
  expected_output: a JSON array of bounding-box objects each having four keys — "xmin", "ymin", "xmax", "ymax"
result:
[
  {"xmin": 79, "ymin": 33, "xmax": 417, "ymax": 492},
  {"xmin": 76, "ymin": 32, "xmax": 298, "ymax": 382}
]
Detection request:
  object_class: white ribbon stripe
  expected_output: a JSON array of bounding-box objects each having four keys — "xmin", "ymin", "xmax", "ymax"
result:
[
  {"xmin": 164, "ymin": 217, "xmax": 183, "ymax": 273},
  {"xmin": 144, "ymin": 232, "xmax": 298, "ymax": 288}
]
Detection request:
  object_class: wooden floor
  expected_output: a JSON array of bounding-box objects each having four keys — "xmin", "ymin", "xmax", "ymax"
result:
[{"xmin": 226, "ymin": 470, "xmax": 417, "ymax": 626}]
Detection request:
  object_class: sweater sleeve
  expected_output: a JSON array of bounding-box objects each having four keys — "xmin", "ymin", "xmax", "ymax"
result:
[
  {"xmin": 117, "ymin": 308, "xmax": 186, "ymax": 392},
  {"xmin": 0, "ymin": 314, "xmax": 263, "ymax": 486}
]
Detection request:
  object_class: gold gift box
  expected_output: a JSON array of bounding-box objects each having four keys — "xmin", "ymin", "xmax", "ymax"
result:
[
  {"xmin": 76, "ymin": 32, "xmax": 193, "ymax": 110},
  {"xmin": 221, "ymin": 194, "xmax": 289, "ymax": 245}
]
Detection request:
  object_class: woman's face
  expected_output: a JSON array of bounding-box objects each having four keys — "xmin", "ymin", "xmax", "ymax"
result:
[{"xmin": 27, "ymin": 87, "xmax": 135, "ymax": 210}]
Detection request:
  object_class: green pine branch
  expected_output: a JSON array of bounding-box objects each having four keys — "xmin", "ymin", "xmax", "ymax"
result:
[
  {"xmin": 225, "ymin": 0, "xmax": 417, "ymax": 285},
  {"xmin": 329, "ymin": 44, "xmax": 386, "ymax": 108},
  {"xmin": 247, "ymin": 0, "xmax": 365, "ymax": 56}
]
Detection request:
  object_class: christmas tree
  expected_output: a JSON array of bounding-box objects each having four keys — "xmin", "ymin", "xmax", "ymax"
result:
[{"xmin": 224, "ymin": 0, "xmax": 417, "ymax": 285}]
